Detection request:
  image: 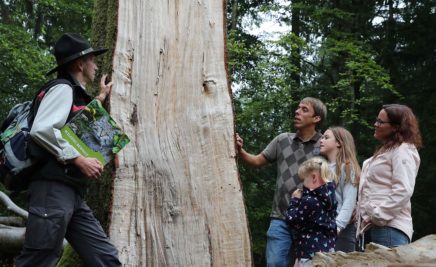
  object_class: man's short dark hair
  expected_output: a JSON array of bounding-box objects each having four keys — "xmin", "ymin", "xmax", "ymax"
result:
[{"xmin": 300, "ymin": 97, "xmax": 327, "ymax": 125}]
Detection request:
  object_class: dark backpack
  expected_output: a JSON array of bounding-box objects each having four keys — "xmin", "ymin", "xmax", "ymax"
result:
[{"xmin": 0, "ymin": 79, "xmax": 71, "ymax": 191}]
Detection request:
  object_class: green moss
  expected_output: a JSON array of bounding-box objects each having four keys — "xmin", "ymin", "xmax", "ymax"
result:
[
  {"xmin": 56, "ymin": 245, "xmax": 83, "ymax": 267},
  {"xmin": 91, "ymin": 0, "xmax": 118, "ymax": 92}
]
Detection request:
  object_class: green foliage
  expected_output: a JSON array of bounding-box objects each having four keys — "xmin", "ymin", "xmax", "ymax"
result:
[
  {"xmin": 226, "ymin": 0, "xmax": 277, "ymax": 31},
  {"xmin": 315, "ymin": 37, "xmax": 397, "ymax": 126},
  {"xmin": 0, "ymin": 0, "xmax": 94, "ymax": 45},
  {"xmin": 0, "ymin": 0, "xmax": 94, "ymax": 120},
  {"xmin": 227, "ymin": 30, "xmax": 265, "ymax": 83},
  {"xmin": 374, "ymin": 0, "xmax": 436, "ymax": 240},
  {"xmin": 0, "ymin": 24, "xmax": 52, "ymax": 120}
]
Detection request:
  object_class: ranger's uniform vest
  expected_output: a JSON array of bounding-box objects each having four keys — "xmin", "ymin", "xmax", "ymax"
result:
[{"xmin": 31, "ymin": 75, "xmax": 92, "ymax": 196}]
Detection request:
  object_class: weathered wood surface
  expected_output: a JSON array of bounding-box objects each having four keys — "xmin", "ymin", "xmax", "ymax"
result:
[
  {"xmin": 313, "ymin": 235, "xmax": 436, "ymax": 267},
  {"xmin": 108, "ymin": 1, "xmax": 251, "ymax": 266}
]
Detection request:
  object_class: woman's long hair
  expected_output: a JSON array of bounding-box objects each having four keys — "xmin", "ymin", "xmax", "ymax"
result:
[
  {"xmin": 329, "ymin": 127, "xmax": 361, "ymax": 186},
  {"xmin": 375, "ymin": 104, "xmax": 422, "ymax": 155}
]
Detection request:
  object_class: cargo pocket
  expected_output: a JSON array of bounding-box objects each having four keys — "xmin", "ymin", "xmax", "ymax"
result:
[{"xmin": 25, "ymin": 207, "xmax": 65, "ymax": 250}]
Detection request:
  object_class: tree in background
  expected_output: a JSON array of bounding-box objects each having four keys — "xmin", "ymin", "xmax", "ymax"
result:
[{"xmin": 369, "ymin": 0, "xmax": 436, "ymax": 240}]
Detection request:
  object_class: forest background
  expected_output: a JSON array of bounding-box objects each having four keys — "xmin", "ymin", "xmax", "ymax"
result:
[{"xmin": 0, "ymin": 0, "xmax": 435, "ymax": 266}]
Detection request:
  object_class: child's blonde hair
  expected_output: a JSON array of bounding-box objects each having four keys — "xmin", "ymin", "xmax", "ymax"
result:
[
  {"xmin": 298, "ymin": 156, "xmax": 337, "ymax": 183},
  {"xmin": 328, "ymin": 127, "xmax": 361, "ymax": 185}
]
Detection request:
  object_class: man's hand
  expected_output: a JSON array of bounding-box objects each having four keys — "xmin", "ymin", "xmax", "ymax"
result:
[
  {"xmin": 235, "ymin": 133, "xmax": 268, "ymax": 167},
  {"xmin": 236, "ymin": 133, "xmax": 244, "ymax": 153},
  {"xmin": 96, "ymin": 74, "xmax": 113, "ymax": 102},
  {"xmin": 71, "ymin": 156, "xmax": 103, "ymax": 179}
]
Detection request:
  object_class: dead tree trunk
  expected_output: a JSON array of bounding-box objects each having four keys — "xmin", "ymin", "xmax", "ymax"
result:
[{"xmin": 92, "ymin": 0, "xmax": 252, "ymax": 266}]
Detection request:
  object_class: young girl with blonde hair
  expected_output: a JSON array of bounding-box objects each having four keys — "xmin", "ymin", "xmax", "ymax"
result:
[
  {"xmin": 285, "ymin": 157, "xmax": 337, "ymax": 267},
  {"xmin": 320, "ymin": 126, "xmax": 361, "ymax": 252}
]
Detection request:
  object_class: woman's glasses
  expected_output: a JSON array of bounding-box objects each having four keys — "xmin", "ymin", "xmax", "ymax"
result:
[{"xmin": 375, "ymin": 118, "xmax": 391, "ymax": 125}]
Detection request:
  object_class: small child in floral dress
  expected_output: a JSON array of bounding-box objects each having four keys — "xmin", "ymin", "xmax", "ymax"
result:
[{"xmin": 285, "ymin": 156, "xmax": 337, "ymax": 267}]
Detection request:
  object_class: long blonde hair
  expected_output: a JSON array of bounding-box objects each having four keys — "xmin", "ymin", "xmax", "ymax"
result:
[
  {"xmin": 298, "ymin": 156, "xmax": 337, "ymax": 184},
  {"xmin": 329, "ymin": 127, "xmax": 361, "ymax": 185}
]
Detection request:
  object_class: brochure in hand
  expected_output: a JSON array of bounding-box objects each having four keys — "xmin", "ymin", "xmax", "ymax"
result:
[{"xmin": 60, "ymin": 99, "xmax": 130, "ymax": 165}]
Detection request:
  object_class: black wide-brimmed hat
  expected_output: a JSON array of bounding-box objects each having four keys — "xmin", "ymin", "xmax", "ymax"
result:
[{"xmin": 46, "ymin": 33, "xmax": 108, "ymax": 75}]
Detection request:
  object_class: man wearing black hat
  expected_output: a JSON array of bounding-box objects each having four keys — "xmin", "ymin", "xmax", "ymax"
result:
[{"xmin": 15, "ymin": 33, "xmax": 122, "ymax": 267}]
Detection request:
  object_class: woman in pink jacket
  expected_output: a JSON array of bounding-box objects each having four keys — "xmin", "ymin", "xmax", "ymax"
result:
[{"xmin": 356, "ymin": 104, "xmax": 422, "ymax": 249}]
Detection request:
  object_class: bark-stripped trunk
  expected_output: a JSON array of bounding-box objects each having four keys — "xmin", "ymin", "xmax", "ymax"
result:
[{"xmin": 94, "ymin": 1, "xmax": 252, "ymax": 266}]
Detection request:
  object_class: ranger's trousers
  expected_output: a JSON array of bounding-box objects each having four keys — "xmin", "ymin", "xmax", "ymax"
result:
[{"xmin": 15, "ymin": 180, "xmax": 122, "ymax": 267}]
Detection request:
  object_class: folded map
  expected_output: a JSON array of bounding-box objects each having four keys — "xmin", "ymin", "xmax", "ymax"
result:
[{"xmin": 61, "ymin": 99, "xmax": 130, "ymax": 165}]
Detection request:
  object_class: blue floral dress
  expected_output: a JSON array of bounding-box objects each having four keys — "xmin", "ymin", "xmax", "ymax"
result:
[{"xmin": 285, "ymin": 182, "xmax": 337, "ymax": 259}]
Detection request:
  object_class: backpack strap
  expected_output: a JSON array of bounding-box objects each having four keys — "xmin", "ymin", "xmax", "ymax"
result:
[{"xmin": 28, "ymin": 79, "xmax": 73, "ymax": 126}]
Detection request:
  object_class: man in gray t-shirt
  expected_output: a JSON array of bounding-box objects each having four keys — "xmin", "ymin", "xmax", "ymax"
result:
[{"xmin": 236, "ymin": 97, "xmax": 326, "ymax": 267}]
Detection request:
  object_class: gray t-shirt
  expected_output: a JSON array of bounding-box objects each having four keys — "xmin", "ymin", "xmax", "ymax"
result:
[{"xmin": 262, "ymin": 132, "xmax": 321, "ymax": 219}]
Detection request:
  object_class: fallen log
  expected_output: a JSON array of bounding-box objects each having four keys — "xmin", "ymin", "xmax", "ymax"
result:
[
  {"xmin": 0, "ymin": 216, "xmax": 25, "ymax": 227},
  {"xmin": 0, "ymin": 224, "xmax": 25, "ymax": 254},
  {"xmin": 0, "ymin": 191, "xmax": 28, "ymax": 219},
  {"xmin": 313, "ymin": 234, "xmax": 436, "ymax": 267}
]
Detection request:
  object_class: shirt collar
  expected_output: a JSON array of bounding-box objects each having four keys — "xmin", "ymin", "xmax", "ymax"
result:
[
  {"xmin": 293, "ymin": 131, "xmax": 322, "ymax": 143},
  {"xmin": 68, "ymin": 72, "xmax": 87, "ymax": 90}
]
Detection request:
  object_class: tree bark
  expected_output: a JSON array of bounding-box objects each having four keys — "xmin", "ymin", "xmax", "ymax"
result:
[{"xmin": 93, "ymin": 0, "xmax": 252, "ymax": 266}]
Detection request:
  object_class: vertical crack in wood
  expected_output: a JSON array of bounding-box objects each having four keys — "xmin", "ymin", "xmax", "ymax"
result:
[
  {"xmin": 130, "ymin": 103, "xmax": 138, "ymax": 125},
  {"xmin": 122, "ymin": 40, "xmax": 134, "ymax": 86},
  {"xmin": 201, "ymin": 52, "xmax": 217, "ymax": 94}
]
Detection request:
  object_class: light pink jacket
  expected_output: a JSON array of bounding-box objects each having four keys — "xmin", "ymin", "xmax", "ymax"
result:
[{"xmin": 356, "ymin": 143, "xmax": 420, "ymax": 241}]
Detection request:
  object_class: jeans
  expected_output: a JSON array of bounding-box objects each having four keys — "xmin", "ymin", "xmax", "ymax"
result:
[
  {"xmin": 364, "ymin": 226, "xmax": 410, "ymax": 248},
  {"xmin": 336, "ymin": 223, "xmax": 357, "ymax": 252},
  {"xmin": 266, "ymin": 219, "xmax": 293, "ymax": 267}
]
